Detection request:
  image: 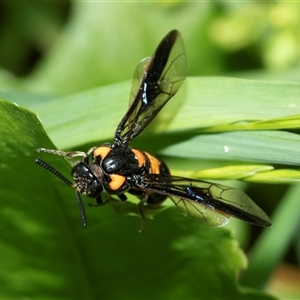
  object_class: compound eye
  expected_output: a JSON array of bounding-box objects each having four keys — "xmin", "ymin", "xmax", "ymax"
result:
[
  {"xmin": 71, "ymin": 162, "xmax": 91, "ymax": 177},
  {"xmin": 86, "ymin": 181, "xmax": 103, "ymax": 198},
  {"xmin": 72, "ymin": 162, "xmax": 103, "ymax": 198}
]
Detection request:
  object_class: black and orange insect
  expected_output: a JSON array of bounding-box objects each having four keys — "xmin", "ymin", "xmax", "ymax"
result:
[{"xmin": 35, "ymin": 30, "xmax": 271, "ymax": 231}]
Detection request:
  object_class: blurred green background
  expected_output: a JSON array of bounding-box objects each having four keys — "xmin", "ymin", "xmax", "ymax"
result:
[{"xmin": 1, "ymin": 2, "xmax": 300, "ymax": 299}]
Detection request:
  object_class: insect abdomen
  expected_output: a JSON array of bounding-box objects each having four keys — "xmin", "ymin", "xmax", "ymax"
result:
[{"xmin": 132, "ymin": 148, "xmax": 170, "ymax": 205}]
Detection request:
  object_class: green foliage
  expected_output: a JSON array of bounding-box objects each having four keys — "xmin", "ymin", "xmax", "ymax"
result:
[
  {"xmin": 0, "ymin": 99, "xmax": 276, "ymax": 299},
  {"xmin": 1, "ymin": 2, "xmax": 300, "ymax": 299}
]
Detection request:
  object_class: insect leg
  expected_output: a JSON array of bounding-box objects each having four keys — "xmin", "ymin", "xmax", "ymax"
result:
[
  {"xmin": 37, "ymin": 147, "xmax": 97, "ymax": 158},
  {"xmin": 136, "ymin": 193, "xmax": 148, "ymax": 233},
  {"xmin": 88, "ymin": 194, "xmax": 108, "ymax": 207},
  {"xmin": 37, "ymin": 147, "xmax": 85, "ymax": 158},
  {"xmin": 37, "ymin": 147, "xmax": 97, "ymax": 165}
]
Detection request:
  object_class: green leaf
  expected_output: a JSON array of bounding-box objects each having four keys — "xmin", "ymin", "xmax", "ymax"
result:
[
  {"xmin": 204, "ymin": 114, "xmax": 300, "ymax": 131},
  {"xmin": 241, "ymin": 184, "xmax": 300, "ymax": 290},
  {"xmin": 177, "ymin": 165, "xmax": 300, "ymax": 184},
  {"xmin": 0, "ymin": 98, "xmax": 275, "ymax": 299},
  {"xmin": 1, "ymin": 3, "xmax": 299, "ymax": 298},
  {"xmin": 14, "ymin": 77, "xmax": 300, "ymax": 185},
  {"xmin": 177, "ymin": 165, "xmax": 274, "ymax": 180}
]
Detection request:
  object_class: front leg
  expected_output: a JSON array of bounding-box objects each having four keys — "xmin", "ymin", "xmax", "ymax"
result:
[
  {"xmin": 118, "ymin": 193, "xmax": 127, "ymax": 202},
  {"xmin": 88, "ymin": 194, "xmax": 108, "ymax": 207},
  {"xmin": 37, "ymin": 147, "xmax": 97, "ymax": 166}
]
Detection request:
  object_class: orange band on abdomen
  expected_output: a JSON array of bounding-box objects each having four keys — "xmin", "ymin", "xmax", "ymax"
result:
[
  {"xmin": 144, "ymin": 152, "xmax": 161, "ymax": 174},
  {"xmin": 132, "ymin": 148, "xmax": 147, "ymax": 168}
]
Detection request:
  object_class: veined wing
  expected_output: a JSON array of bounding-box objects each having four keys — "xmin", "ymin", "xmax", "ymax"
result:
[
  {"xmin": 134, "ymin": 174, "xmax": 272, "ymax": 227},
  {"xmin": 114, "ymin": 30, "xmax": 187, "ymax": 146}
]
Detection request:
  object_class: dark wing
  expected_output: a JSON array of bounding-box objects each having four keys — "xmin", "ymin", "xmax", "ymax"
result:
[
  {"xmin": 134, "ymin": 174, "xmax": 272, "ymax": 227},
  {"xmin": 114, "ymin": 30, "xmax": 186, "ymax": 146}
]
